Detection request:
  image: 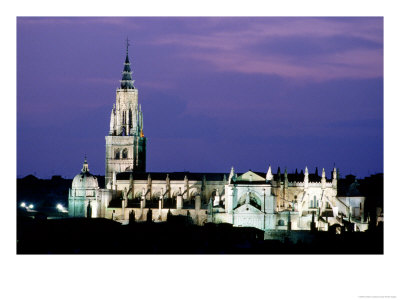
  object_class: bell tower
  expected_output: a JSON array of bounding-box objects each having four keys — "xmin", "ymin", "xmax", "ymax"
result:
[{"xmin": 105, "ymin": 40, "xmax": 146, "ymax": 188}]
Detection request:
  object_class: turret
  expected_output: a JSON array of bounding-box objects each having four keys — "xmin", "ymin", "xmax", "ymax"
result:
[
  {"xmin": 332, "ymin": 167, "xmax": 337, "ymax": 189},
  {"xmin": 284, "ymin": 168, "xmax": 288, "ymax": 188},
  {"xmin": 266, "ymin": 165, "xmax": 273, "ymax": 181},
  {"xmin": 276, "ymin": 167, "xmax": 281, "ymax": 187},
  {"xmin": 304, "ymin": 166, "xmax": 309, "ymax": 188},
  {"xmin": 228, "ymin": 166, "xmax": 235, "ymax": 183},
  {"xmin": 321, "ymin": 167, "xmax": 326, "ymax": 188},
  {"xmin": 109, "ymin": 108, "xmax": 115, "ymax": 135}
]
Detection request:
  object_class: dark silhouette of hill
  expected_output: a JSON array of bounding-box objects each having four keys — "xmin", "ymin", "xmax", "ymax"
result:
[{"xmin": 17, "ymin": 214, "xmax": 383, "ymax": 255}]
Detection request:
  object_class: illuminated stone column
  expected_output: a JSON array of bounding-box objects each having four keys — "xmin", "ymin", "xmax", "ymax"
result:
[
  {"xmin": 213, "ymin": 188, "xmax": 220, "ymax": 206},
  {"xmin": 121, "ymin": 187, "xmax": 128, "ymax": 220},
  {"xmin": 195, "ymin": 194, "xmax": 201, "ymax": 211},
  {"xmin": 121, "ymin": 199, "xmax": 125, "ymax": 220},
  {"xmin": 147, "ymin": 174, "xmax": 152, "ymax": 200},
  {"xmin": 184, "ymin": 175, "xmax": 189, "ymax": 200},
  {"xmin": 130, "ymin": 173, "xmax": 134, "ymax": 200},
  {"xmin": 159, "ymin": 190, "xmax": 163, "ymax": 218},
  {"xmin": 225, "ymin": 187, "xmax": 234, "ymax": 213},
  {"xmin": 176, "ymin": 187, "xmax": 183, "ymax": 209},
  {"xmin": 112, "ymin": 171, "xmax": 116, "ymax": 190},
  {"xmin": 141, "ymin": 187, "xmax": 146, "ymax": 209},
  {"xmin": 166, "ymin": 174, "xmax": 171, "ymax": 199},
  {"xmin": 261, "ymin": 189, "xmax": 266, "ymax": 212}
]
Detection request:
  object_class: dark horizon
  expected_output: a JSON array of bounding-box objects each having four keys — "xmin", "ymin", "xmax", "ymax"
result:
[{"xmin": 17, "ymin": 17, "xmax": 383, "ymax": 179}]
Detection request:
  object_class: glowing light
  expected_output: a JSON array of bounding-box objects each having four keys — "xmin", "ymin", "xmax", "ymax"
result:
[
  {"xmin": 56, "ymin": 204, "xmax": 63, "ymax": 210},
  {"xmin": 28, "ymin": 204, "xmax": 34, "ymax": 209},
  {"xmin": 20, "ymin": 202, "xmax": 26, "ymax": 208}
]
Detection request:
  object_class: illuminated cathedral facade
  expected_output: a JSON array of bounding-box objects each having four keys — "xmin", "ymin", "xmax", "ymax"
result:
[{"xmin": 68, "ymin": 46, "xmax": 369, "ymax": 233}]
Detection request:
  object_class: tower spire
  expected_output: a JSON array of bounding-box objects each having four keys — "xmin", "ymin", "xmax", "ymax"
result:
[{"xmin": 120, "ymin": 38, "xmax": 135, "ymax": 89}]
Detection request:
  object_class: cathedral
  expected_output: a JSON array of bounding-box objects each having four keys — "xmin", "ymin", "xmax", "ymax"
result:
[{"xmin": 68, "ymin": 46, "xmax": 369, "ymax": 233}]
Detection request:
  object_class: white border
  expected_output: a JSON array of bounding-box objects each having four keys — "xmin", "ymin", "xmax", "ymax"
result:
[{"xmin": 2, "ymin": 1, "xmax": 399, "ymax": 300}]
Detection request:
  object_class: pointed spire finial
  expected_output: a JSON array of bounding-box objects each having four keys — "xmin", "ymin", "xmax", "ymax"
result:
[
  {"xmin": 266, "ymin": 165, "xmax": 273, "ymax": 181},
  {"xmin": 126, "ymin": 36, "xmax": 130, "ymax": 55},
  {"xmin": 82, "ymin": 155, "xmax": 89, "ymax": 173},
  {"xmin": 229, "ymin": 166, "xmax": 235, "ymax": 183}
]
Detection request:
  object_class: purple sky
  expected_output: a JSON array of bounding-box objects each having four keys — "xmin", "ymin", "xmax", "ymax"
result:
[{"xmin": 17, "ymin": 17, "xmax": 383, "ymax": 179}]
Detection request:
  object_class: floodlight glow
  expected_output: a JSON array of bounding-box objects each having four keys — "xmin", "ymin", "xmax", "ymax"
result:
[
  {"xmin": 56, "ymin": 204, "xmax": 63, "ymax": 210},
  {"xmin": 28, "ymin": 204, "xmax": 34, "ymax": 209},
  {"xmin": 20, "ymin": 202, "xmax": 26, "ymax": 208}
]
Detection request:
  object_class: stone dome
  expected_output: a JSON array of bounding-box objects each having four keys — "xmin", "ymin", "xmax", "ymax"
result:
[{"xmin": 72, "ymin": 158, "xmax": 99, "ymax": 190}]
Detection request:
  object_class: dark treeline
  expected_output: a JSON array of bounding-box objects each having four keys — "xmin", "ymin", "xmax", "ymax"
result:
[{"xmin": 16, "ymin": 174, "xmax": 104, "ymax": 209}]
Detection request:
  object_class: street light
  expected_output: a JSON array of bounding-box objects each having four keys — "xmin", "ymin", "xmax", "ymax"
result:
[
  {"xmin": 56, "ymin": 203, "xmax": 67, "ymax": 213},
  {"xmin": 20, "ymin": 202, "xmax": 26, "ymax": 208},
  {"xmin": 28, "ymin": 204, "xmax": 34, "ymax": 209}
]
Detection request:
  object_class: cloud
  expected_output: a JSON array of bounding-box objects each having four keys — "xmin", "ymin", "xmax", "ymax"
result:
[{"xmin": 149, "ymin": 17, "xmax": 382, "ymax": 81}]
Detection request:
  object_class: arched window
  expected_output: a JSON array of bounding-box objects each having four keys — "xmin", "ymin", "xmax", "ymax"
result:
[
  {"xmin": 122, "ymin": 148, "xmax": 128, "ymax": 159},
  {"xmin": 278, "ymin": 219, "xmax": 285, "ymax": 226},
  {"xmin": 114, "ymin": 149, "xmax": 120, "ymax": 159}
]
